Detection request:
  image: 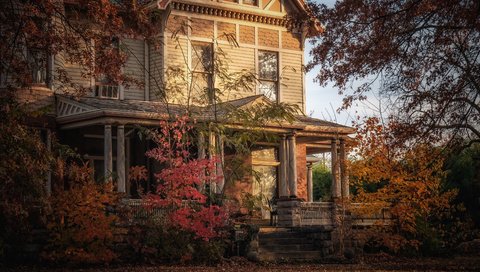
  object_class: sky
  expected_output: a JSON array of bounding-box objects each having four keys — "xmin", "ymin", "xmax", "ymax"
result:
[{"xmin": 304, "ymin": 0, "xmax": 380, "ymax": 126}]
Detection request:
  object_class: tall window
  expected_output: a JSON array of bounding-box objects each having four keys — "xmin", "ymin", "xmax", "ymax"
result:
[
  {"xmin": 191, "ymin": 42, "xmax": 214, "ymax": 102},
  {"xmin": 258, "ymin": 50, "xmax": 278, "ymax": 102},
  {"xmin": 27, "ymin": 49, "xmax": 47, "ymax": 84},
  {"xmin": 94, "ymin": 37, "xmax": 120, "ymax": 99}
]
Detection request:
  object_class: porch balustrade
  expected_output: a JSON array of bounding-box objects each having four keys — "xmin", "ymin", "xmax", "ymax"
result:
[{"xmin": 116, "ymin": 199, "xmax": 194, "ymax": 223}]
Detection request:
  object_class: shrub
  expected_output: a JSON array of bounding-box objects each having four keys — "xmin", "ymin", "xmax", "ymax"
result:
[{"xmin": 42, "ymin": 163, "xmax": 119, "ymax": 264}]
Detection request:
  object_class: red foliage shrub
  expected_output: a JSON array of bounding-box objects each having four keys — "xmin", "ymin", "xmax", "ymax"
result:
[{"xmin": 144, "ymin": 116, "xmax": 229, "ymax": 241}]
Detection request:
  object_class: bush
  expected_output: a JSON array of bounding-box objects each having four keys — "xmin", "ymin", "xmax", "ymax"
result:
[
  {"xmin": 125, "ymin": 217, "xmax": 227, "ymax": 264},
  {"xmin": 312, "ymin": 162, "xmax": 332, "ymax": 201},
  {"xmin": 42, "ymin": 163, "xmax": 119, "ymax": 265}
]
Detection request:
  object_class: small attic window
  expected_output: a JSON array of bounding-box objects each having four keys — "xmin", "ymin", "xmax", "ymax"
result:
[{"xmin": 242, "ymin": 0, "xmax": 258, "ymax": 6}]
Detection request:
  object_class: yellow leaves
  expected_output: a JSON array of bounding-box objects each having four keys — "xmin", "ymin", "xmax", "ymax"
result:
[{"xmin": 350, "ymin": 117, "xmax": 461, "ymax": 252}]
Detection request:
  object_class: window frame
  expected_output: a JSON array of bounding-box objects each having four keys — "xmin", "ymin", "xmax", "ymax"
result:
[
  {"xmin": 257, "ymin": 50, "xmax": 279, "ymax": 102},
  {"xmin": 93, "ymin": 37, "xmax": 121, "ymax": 100}
]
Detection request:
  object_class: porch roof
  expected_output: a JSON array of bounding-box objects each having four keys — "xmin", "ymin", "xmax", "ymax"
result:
[{"xmin": 55, "ymin": 94, "xmax": 355, "ymax": 135}]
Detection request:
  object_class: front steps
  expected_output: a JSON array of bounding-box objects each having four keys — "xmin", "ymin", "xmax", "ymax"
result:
[{"xmin": 252, "ymin": 227, "xmax": 335, "ymax": 262}]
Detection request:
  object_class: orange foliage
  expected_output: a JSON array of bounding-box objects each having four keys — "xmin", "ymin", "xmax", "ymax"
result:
[
  {"xmin": 350, "ymin": 117, "xmax": 458, "ymax": 252},
  {"xmin": 42, "ymin": 162, "xmax": 119, "ymax": 264}
]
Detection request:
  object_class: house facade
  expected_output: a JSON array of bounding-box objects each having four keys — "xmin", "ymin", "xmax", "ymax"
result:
[{"xmin": 15, "ymin": 0, "xmax": 356, "ymax": 226}]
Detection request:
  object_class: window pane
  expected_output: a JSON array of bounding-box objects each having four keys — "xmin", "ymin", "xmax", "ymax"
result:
[
  {"xmin": 243, "ymin": 0, "xmax": 257, "ymax": 5},
  {"xmin": 192, "ymin": 43, "xmax": 213, "ymax": 73},
  {"xmin": 258, "ymin": 51, "xmax": 278, "ymax": 80},
  {"xmin": 192, "ymin": 72, "xmax": 211, "ymax": 90},
  {"xmin": 252, "ymin": 147, "xmax": 278, "ymax": 162},
  {"xmin": 259, "ymin": 80, "xmax": 277, "ymax": 101}
]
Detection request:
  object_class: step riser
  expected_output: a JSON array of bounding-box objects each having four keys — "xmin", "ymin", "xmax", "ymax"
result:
[
  {"xmin": 259, "ymin": 238, "xmax": 312, "ymax": 245},
  {"xmin": 255, "ymin": 228, "xmax": 335, "ymax": 261},
  {"xmin": 259, "ymin": 244, "xmax": 316, "ymax": 251}
]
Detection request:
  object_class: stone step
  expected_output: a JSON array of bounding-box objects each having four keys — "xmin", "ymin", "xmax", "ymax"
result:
[
  {"xmin": 259, "ymin": 237, "xmax": 313, "ymax": 245},
  {"xmin": 258, "ymin": 227, "xmax": 291, "ymax": 233},
  {"xmin": 259, "ymin": 243, "xmax": 316, "ymax": 252},
  {"xmin": 257, "ymin": 250, "xmax": 330, "ymax": 261},
  {"xmin": 259, "ymin": 231, "xmax": 307, "ymax": 239}
]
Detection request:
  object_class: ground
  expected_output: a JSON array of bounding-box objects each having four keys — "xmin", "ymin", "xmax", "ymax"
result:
[{"xmin": 3, "ymin": 255, "xmax": 480, "ymax": 272}]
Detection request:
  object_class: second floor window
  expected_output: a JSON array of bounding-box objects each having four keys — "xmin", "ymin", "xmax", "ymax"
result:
[
  {"xmin": 94, "ymin": 37, "xmax": 120, "ymax": 99},
  {"xmin": 258, "ymin": 50, "xmax": 278, "ymax": 102},
  {"xmin": 191, "ymin": 42, "xmax": 214, "ymax": 102},
  {"xmin": 27, "ymin": 49, "xmax": 47, "ymax": 85}
]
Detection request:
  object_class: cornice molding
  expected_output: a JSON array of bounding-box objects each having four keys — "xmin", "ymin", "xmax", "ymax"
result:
[{"xmin": 170, "ymin": 1, "xmax": 303, "ymax": 30}]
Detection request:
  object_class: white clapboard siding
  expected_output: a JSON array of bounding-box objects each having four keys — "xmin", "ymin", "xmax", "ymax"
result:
[
  {"xmin": 123, "ymin": 38, "xmax": 145, "ymax": 100},
  {"xmin": 149, "ymin": 42, "xmax": 164, "ymax": 101},
  {"xmin": 280, "ymin": 52, "xmax": 303, "ymax": 109},
  {"xmin": 157, "ymin": 37, "xmax": 189, "ymax": 103},
  {"xmin": 217, "ymin": 45, "xmax": 256, "ymax": 102},
  {"xmin": 63, "ymin": 62, "xmax": 92, "ymax": 91}
]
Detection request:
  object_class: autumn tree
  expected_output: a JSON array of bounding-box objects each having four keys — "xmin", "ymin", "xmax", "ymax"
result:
[
  {"xmin": 0, "ymin": 0, "xmax": 157, "ymax": 262},
  {"xmin": 350, "ymin": 117, "xmax": 474, "ymax": 253},
  {"xmin": 307, "ymin": 0, "xmax": 480, "ymax": 148}
]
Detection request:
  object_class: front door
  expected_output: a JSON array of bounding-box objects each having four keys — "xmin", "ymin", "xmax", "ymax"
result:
[
  {"xmin": 252, "ymin": 146, "xmax": 279, "ymax": 219},
  {"xmin": 252, "ymin": 165, "xmax": 277, "ymax": 219}
]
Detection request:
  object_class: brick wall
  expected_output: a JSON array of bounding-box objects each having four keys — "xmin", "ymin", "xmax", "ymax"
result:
[
  {"xmin": 239, "ymin": 25, "xmax": 255, "ymax": 44},
  {"xmin": 296, "ymin": 143, "xmax": 307, "ymax": 200},
  {"xmin": 15, "ymin": 87, "xmax": 55, "ymax": 113},
  {"xmin": 217, "ymin": 22, "xmax": 236, "ymax": 41},
  {"xmin": 191, "ymin": 18, "xmax": 214, "ymax": 38},
  {"xmin": 258, "ymin": 28, "xmax": 278, "ymax": 48},
  {"xmin": 282, "ymin": 31, "xmax": 302, "ymax": 50}
]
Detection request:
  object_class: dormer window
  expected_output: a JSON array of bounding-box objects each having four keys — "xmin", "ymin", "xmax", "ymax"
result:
[
  {"xmin": 258, "ymin": 50, "xmax": 278, "ymax": 102},
  {"xmin": 222, "ymin": 0, "xmax": 258, "ymax": 6},
  {"xmin": 242, "ymin": 0, "xmax": 258, "ymax": 6}
]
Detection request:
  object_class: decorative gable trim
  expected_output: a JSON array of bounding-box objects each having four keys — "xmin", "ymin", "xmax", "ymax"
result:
[{"xmin": 56, "ymin": 96, "xmax": 96, "ymax": 118}]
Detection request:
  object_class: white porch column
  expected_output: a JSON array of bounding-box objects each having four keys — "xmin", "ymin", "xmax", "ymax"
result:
[
  {"xmin": 331, "ymin": 138, "xmax": 341, "ymax": 199},
  {"xmin": 279, "ymin": 135, "xmax": 288, "ymax": 198},
  {"xmin": 287, "ymin": 133, "xmax": 297, "ymax": 197},
  {"xmin": 208, "ymin": 131, "xmax": 217, "ymax": 194},
  {"xmin": 198, "ymin": 132, "xmax": 206, "ymax": 160},
  {"xmin": 117, "ymin": 125, "xmax": 126, "ymax": 193},
  {"xmin": 46, "ymin": 129, "xmax": 52, "ymax": 196},
  {"xmin": 216, "ymin": 134, "xmax": 225, "ymax": 193},
  {"xmin": 340, "ymin": 139, "xmax": 349, "ymax": 199},
  {"xmin": 307, "ymin": 163, "xmax": 313, "ymax": 202},
  {"xmin": 104, "ymin": 124, "xmax": 113, "ymax": 182},
  {"xmin": 197, "ymin": 132, "xmax": 206, "ymax": 192}
]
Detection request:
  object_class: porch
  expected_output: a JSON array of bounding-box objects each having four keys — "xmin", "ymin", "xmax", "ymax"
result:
[{"xmin": 54, "ymin": 94, "xmax": 389, "ymax": 229}]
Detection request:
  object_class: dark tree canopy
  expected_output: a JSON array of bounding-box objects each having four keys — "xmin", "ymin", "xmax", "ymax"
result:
[{"xmin": 307, "ymin": 0, "xmax": 480, "ymax": 147}]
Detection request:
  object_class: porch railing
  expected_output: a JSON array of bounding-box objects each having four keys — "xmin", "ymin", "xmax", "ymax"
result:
[
  {"xmin": 296, "ymin": 202, "xmax": 392, "ymax": 227},
  {"xmin": 115, "ymin": 198, "xmax": 196, "ymax": 223},
  {"xmin": 350, "ymin": 203, "xmax": 392, "ymax": 226}
]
